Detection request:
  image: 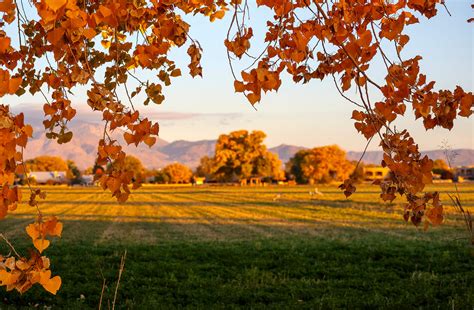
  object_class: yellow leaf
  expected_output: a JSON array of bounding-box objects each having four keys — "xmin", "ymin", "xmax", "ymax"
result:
[
  {"xmin": 29, "ymin": 270, "xmax": 41, "ymax": 284},
  {"xmin": 0, "ymin": 270, "xmax": 7, "ymax": 284},
  {"xmin": 40, "ymin": 270, "xmax": 51, "ymax": 283},
  {"xmin": 0, "ymin": 270, "xmax": 19, "ymax": 286},
  {"xmin": 15, "ymin": 259, "xmax": 31, "ymax": 271},
  {"xmin": 26, "ymin": 224, "xmax": 40, "ymax": 240},
  {"xmin": 210, "ymin": 10, "xmax": 226, "ymax": 22},
  {"xmin": 101, "ymin": 40, "xmax": 111, "ymax": 49},
  {"xmin": 42, "ymin": 276, "xmax": 61, "ymax": 295},
  {"xmin": 33, "ymin": 238, "xmax": 50, "ymax": 253},
  {"xmin": 38, "ymin": 258, "xmax": 49, "ymax": 270}
]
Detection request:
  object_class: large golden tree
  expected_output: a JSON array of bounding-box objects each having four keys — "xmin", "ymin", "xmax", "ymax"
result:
[{"xmin": 287, "ymin": 145, "xmax": 354, "ymax": 184}]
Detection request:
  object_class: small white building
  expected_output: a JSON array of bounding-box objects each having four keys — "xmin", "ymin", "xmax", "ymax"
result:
[
  {"xmin": 455, "ymin": 166, "xmax": 474, "ymax": 180},
  {"xmin": 81, "ymin": 174, "xmax": 95, "ymax": 186},
  {"xmin": 28, "ymin": 171, "xmax": 67, "ymax": 184}
]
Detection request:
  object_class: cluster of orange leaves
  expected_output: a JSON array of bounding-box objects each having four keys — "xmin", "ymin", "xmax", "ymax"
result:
[
  {"xmin": 0, "ymin": 0, "xmax": 472, "ymax": 296},
  {"xmin": 376, "ymin": 130, "xmax": 444, "ymax": 229},
  {"xmin": 96, "ymin": 139, "xmax": 142, "ymax": 202},
  {"xmin": 0, "ymin": 106, "xmax": 62, "ymax": 294},
  {"xmin": 26, "ymin": 216, "xmax": 63, "ymax": 253},
  {"xmin": 225, "ymin": 27, "xmax": 253, "ymax": 58},
  {"xmin": 0, "ymin": 0, "xmax": 231, "ymax": 294},
  {"xmin": 0, "ymin": 251, "xmax": 61, "ymax": 295},
  {"xmin": 226, "ymin": 0, "xmax": 472, "ymax": 229},
  {"xmin": 0, "ymin": 106, "xmax": 29, "ymax": 217}
]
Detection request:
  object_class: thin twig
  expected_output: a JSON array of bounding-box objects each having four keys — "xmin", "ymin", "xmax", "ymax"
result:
[
  {"xmin": 0, "ymin": 234, "xmax": 21, "ymax": 258},
  {"xmin": 98, "ymin": 276, "xmax": 106, "ymax": 310},
  {"xmin": 112, "ymin": 250, "xmax": 127, "ymax": 310}
]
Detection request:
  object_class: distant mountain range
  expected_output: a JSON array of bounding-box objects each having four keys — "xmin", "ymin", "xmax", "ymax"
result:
[
  {"xmin": 271, "ymin": 146, "xmax": 474, "ymax": 167},
  {"xmin": 24, "ymin": 122, "xmax": 473, "ymax": 170},
  {"xmin": 24, "ymin": 122, "xmax": 216, "ymax": 170},
  {"xmin": 346, "ymin": 150, "xmax": 474, "ymax": 167},
  {"xmin": 347, "ymin": 149, "xmax": 474, "ymax": 167}
]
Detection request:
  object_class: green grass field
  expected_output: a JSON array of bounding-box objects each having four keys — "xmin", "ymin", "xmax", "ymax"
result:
[{"xmin": 0, "ymin": 184, "xmax": 472, "ymax": 309}]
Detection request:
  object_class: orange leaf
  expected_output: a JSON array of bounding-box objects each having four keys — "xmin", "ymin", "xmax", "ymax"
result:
[
  {"xmin": 0, "ymin": 0, "xmax": 14, "ymax": 13},
  {"xmin": 246, "ymin": 93, "xmax": 260, "ymax": 105},
  {"xmin": 45, "ymin": 0, "xmax": 67, "ymax": 11},
  {"xmin": 23, "ymin": 124, "xmax": 33, "ymax": 137},
  {"xmin": 0, "ymin": 37, "xmax": 11, "ymax": 53},
  {"xmin": 43, "ymin": 104, "xmax": 56, "ymax": 115},
  {"xmin": 47, "ymin": 28, "xmax": 65, "ymax": 45},
  {"xmin": 106, "ymin": 177, "xmax": 121, "ymax": 193},
  {"xmin": 358, "ymin": 30, "xmax": 372, "ymax": 48},
  {"xmin": 123, "ymin": 132, "xmax": 134, "ymax": 144},
  {"xmin": 351, "ymin": 110, "xmax": 365, "ymax": 121},
  {"xmin": 8, "ymin": 77, "xmax": 21, "ymax": 94},
  {"xmin": 144, "ymin": 136, "xmax": 156, "ymax": 147},
  {"xmin": 426, "ymin": 206, "xmax": 443, "ymax": 225},
  {"xmin": 83, "ymin": 28, "xmax": 97, "ymax": 40},
  {"xmin": 52, "ymin": 222, "xmax": 63, "ymax": 236},
  {"xmin": 170, "ymin": 69, "xmax": 181, "ymax": 77},
  {"xmin": 44, "ymin": 218, "xmax": 63, "ymax": 237},
  {"xmin": 234, "ymin": 80, "xmax": 246, "ymax": 92}
]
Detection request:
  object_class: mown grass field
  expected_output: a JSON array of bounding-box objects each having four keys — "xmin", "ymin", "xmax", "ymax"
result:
[{"xmin": 0, "ymin": 184, "xmax": 472, "ymax": 309}]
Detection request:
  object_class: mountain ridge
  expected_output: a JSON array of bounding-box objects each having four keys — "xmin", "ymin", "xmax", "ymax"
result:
[{"xmin": 24, "ymin": 122, "xmax": 474, "ymax": 169}]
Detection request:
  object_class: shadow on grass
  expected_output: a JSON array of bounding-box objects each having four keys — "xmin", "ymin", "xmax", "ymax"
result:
[
  {"xmin": 24, "ymin": 198, "xmax": 396, "ymax": 209},
  {"xmin": 0, "ymin": 233, "xmax": 472, "ymax": 309},
  {"xmin": 0, "ymin": 214, "xmax": 463, "ymax": 251}
]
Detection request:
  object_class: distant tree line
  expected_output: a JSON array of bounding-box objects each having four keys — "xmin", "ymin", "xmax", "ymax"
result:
[{"xmin": 19, "ymin": 130, "xmax": 456, "ymax": 186}]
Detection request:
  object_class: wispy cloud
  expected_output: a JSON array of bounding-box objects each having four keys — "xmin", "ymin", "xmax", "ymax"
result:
[{"xmin": 9, "ymin": 103, "xmax": 242, "ymax": 127}]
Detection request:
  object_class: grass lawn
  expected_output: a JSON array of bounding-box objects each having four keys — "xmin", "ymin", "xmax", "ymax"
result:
[{"xmin": 0, "ymin": 184, "xmax": 472, "ymax": 309}]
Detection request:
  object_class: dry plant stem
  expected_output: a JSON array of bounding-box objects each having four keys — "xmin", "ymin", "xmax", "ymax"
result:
[
  {"xmin": 0, "ymin": 233, "xmax": 21, "ymax": 258},
  {"xmin": 443, "ymin": 147, "xmax": 473, "ymax": 245},
  {"xmin": 352, "ymin": 134, "xmax": 374, "ymax": 176},
  {"xmin": 448, "ymin": 194, "xmax": 473, "ymax": 245},
  {"xmin": 98, "ymin": 274, "xmax": 106, "ymax": 310},
  {"xmin": 112, "ymin": 250, "xmax": 127, "ymax": 310},
  {"xmin": 21, "ymin": 148, "xmax": 42, "ymax": 215}
]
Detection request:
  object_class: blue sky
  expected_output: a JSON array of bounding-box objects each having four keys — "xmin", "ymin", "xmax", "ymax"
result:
[{"xmin": 6, "ymin": 1, "xmax": 473, "ymax": 150}]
